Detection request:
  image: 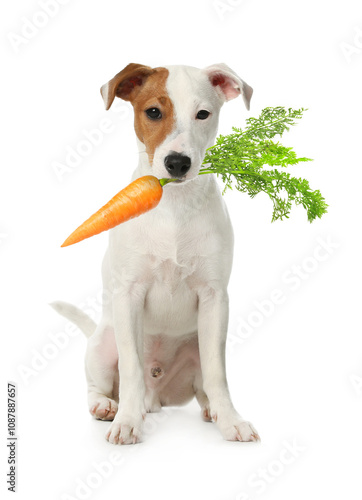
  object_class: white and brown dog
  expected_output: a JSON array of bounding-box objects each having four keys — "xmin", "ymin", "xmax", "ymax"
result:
[{"xmin": 53, "ymin": 62, "xmax": 260, "ymax": 445}]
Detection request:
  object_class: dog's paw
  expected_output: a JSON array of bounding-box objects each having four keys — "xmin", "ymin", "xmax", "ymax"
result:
[
  {"xmin": 213, "ymin": 411, "xmax": 260, "ymax": 442},
  {"xmin": 105, "ymin": 414, "xmax": 144, "ymax": 445},
  {"xmin": 229, "ymin": 420, "xmax": 260, "ymax": 442},
  {"xmin": 201, "ymin": 405, "xmax": 213, "ymax": 422},
  {"xmin": 89, "ymin": 397, "xmax": 118, "ymax": 421},
  {"xmin": 144, "ymin": 392, "xmax": 162, "ymax": 413}
]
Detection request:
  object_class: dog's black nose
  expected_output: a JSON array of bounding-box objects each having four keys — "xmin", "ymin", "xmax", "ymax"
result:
[{"xmin": 164, "ymin": 153, "xmax": 191, "ymax": 178}]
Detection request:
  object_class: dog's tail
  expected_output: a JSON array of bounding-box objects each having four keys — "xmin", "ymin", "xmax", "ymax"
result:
[{"xmin": 50, "ymin": 301, "xmax": 97, "ymax": 338}]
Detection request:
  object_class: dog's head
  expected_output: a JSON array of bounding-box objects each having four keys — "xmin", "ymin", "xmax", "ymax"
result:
[{"xmin": 101, "ymin": 63, "xmax": 252, "ymax": 182}]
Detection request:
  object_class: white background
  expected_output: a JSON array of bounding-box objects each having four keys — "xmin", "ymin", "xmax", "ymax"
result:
[{"xmin": 1, "ymin": 0, "xmax": 362, "ymax": 499}]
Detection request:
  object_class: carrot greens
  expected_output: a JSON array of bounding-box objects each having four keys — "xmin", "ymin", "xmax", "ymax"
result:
[{"xmin": 199, "ymin": 107, "xmax": 327, "ymax": 222}]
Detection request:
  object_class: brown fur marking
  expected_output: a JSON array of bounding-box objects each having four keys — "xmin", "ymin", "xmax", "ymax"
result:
[
  {"xmin": 102, "ymin": 64, "xmax": 175, "ymax": 164},
  {"xmin": 132, "ymin": 68, "xmax": 174, "ymax": 163}
]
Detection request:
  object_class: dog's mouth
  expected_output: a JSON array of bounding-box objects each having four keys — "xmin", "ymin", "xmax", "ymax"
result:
[{"xmin": 160, "ymin": 176, "xmax": 187, "ymax": 185}]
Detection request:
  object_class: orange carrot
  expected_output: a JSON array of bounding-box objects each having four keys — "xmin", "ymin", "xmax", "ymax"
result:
[{"xmin": 61, "ymin": 176, "xmax": 174, "ymax": 247}]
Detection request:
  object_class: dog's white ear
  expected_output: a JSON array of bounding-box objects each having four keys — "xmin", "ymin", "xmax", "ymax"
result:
[
  {"xmin": 203, "ymin": 63, "xmax": 253, "ymax": 110},
  {"xmin": 100, "ymin": 63, "xmax": 155, "ymax": 110}
]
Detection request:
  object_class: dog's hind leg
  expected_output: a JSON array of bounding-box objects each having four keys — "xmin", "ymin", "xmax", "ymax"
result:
[
  {"xmin": 51, "ymin": 300, "xmax": 118, "ymax": 420},
  {"xmin": 86, "ymin": 321, "xmax": 119, "ymax": 421}
]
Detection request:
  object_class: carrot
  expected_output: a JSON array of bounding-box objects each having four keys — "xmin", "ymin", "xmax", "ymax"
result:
[{"xmin": 61, "ymin": 176, "xmax": 174, "ymax": 247}]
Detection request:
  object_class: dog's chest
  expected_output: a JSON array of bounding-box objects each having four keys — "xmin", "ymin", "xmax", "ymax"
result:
[
  {"xmin": 144, "ymin": 254, "xmax": 199, "ymax": 336},
  {"xmin": 141, "ymin": 226, "xmax": 202, "ymax": 335},
  {"xmin": 135, "ymin": 205, "xmax": 210, "ymax": 276},
  {"xmin": 150, "ymin": 254, "xmax": 197, "ymax": 292}
]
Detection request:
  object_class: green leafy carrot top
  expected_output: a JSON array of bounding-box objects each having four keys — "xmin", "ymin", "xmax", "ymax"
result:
[{"xmin": 199, "ymin": 107, "xmax": 328, "ymax": 222}]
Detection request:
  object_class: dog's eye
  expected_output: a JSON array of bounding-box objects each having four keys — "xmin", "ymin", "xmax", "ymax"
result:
[
  {"xmin": 196, "ymin": 110, "xmax": 210, "ymax": 120},
  {"xmin": 146, "ymin": 108, "xmax": 162, "ymax": 120}
]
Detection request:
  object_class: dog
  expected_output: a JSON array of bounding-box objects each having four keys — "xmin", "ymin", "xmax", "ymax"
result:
[{"xmin": 53, "ymin": 62, "xmax": 260, "ymax": 445}]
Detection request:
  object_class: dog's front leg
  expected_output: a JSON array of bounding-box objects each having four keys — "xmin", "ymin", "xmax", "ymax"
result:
[
  {"xmin": 198, "ymin": 287, "xmax": 260, "ymax": 442},
  {"xmin": 105, "ymin": 284, "xmax": 146, "ymax": 445}
]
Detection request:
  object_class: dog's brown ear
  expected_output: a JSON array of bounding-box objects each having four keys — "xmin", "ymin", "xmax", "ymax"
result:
[
  {"xmin": 100, "ymin": 63, "xmax": 155, "ymax": 110},
  {"xmin": 203, "ymin": 63, "xmax": 253, "ymax": 110}
]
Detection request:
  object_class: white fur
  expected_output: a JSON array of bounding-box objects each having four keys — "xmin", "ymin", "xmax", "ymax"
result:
[
  {"xmin": 55, "ymin": 64, "xmax": 259, "ymax": 445},
  {"xmin": 100, "ymin": 83, "xmax": 109, "ymax": 109}
]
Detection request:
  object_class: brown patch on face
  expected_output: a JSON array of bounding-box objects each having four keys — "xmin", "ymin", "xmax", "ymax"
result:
[
  {"xmin": 101, "ymin": 64, "xmax": 175, "ymax": 165},
  {"xmin": 131, "ymin": 68, "xmax": 174, "ymax": 164}
]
